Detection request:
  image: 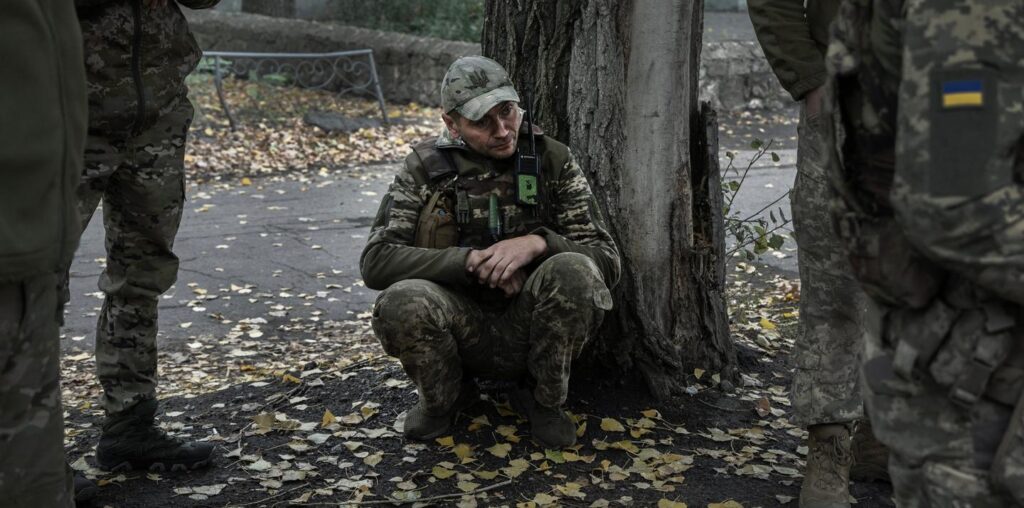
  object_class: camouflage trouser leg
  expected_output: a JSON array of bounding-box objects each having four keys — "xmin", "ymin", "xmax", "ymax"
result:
[
  {"xmin": 372, "ymin": 252, "xmax": 612, "ymax": 413},
  {"xmin": 789, "ymin": 102, "xmax": 868, "ymax": 427},
  {"xmin": 0, "ymin": 273, "xmax": 73, "ymax": 508},
  {"xmin": 78, "ymin": 99, "xmax": 193, "ymax": 415},
  {"xmin": 860, "ymin": 296, "xmax": 1019, "ymax": 507}
]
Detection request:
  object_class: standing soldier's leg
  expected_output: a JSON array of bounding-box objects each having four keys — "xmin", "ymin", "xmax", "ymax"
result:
[
  {"xmin": 0, "ymin": 274, "xmax": 73, "ymax": 508},
  {"xmin": 93, "ymin": 98, "xmax": 213, "ymax": 471},
  {"xmin": 372, "ymin": 279, "xmax": 484, "ymax": 439},
  {"xmin": 60, "ymin": 134, "xmax": 117, "ymax": 313},
  {"xmin": 790, "ymin": 103, "xmax": 873, "ymax": 507}
]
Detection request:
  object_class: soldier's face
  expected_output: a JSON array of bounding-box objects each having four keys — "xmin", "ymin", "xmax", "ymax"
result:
[{"xmin": 443, "ymin": 101, "xmax": 522, "ymax": 159}]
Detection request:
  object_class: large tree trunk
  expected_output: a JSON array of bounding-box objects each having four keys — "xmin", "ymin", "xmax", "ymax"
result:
[
  {"xmin": 484, "ymin": 0, "xmax": 734, "ymax": 399},
  {"xmin": 241, "ymin": 0, "xmax": 295, "ymax": 18}
]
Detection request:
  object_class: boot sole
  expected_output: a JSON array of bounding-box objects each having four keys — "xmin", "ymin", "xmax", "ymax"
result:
[
  {"xmin": 406, "ymin": 423, "xmax": 453, "ymax": 442},
  {"xmin": 101, "ymin": 457, "xmax": 212, "ymax": 473}
]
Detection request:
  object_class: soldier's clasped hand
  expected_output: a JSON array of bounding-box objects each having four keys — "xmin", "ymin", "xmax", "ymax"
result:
[{"xmin": 465, "ymin": 234, "xmax": 548, "ymax": 291}]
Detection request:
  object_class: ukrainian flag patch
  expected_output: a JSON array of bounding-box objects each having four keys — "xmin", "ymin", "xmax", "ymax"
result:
[{"xmin": 942, "ymin": 79, "xmax": 984, "ymax": 108}]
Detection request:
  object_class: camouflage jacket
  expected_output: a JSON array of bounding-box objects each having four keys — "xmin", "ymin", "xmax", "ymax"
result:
[
  {"xmin": 76, "ymin": 0, "xmax": 219, "ymax": 138},
  {"xmin": 361, "ymin": 128, "xmax": 621, "ymax": 299},
  {"xmin": 1, "ymin": 0, "xmax": 87, "ymax": 282},
  {"xmin": 747, "ymin": 0, "xmax": 841, "ymax": 100}
]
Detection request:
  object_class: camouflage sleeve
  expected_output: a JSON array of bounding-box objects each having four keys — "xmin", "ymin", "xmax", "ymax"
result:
[
  {"xmin": 359, "ymin": 169, "xmax": 472, "ymax": 291},
  {"xmin": 533, "ymin": 154, "xmax": 622, "ymax": 288},
  {"xmin": 747, "ymin": 0, "xmax": 826, "ymax": 100}
]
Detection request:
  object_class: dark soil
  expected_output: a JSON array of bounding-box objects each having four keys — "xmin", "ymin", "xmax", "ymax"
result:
[{"xmin": 67, "ymin": 263, "xmax": 893, "ymax": 508}]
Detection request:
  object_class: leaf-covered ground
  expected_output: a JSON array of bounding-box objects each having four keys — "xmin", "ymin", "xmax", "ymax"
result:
[
  {"xmin": 63, "ymin": 262, "xmax": 892, "ymax": 507},
  {"xmin": 61, "ymin": 84, "xmax": 890, "ymax": 507}
]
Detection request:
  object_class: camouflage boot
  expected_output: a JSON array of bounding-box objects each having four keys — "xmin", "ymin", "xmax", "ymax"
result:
[
  {"xmin": 799, "ymin": 424, "xmax": 853, "ymax": 508},
  {"xmin": 850, "ymin": 420, "xmax": 891, "ymax": 483},
  {"xmin": 96, "ymin": 399, "xmax": 214, "ymax": 472},
  {"xmin": 404, "ymin": 382, "xmax": 480, "ymax": 441},
  {"xmin": 507, "ymin": 385, "xmax": 576, "ymax": 449}
]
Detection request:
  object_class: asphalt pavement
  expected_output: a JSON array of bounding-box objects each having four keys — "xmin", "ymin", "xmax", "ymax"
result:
[{"xmin": 62, "ymin": 132, "xmax": 798, "ymax": 356}]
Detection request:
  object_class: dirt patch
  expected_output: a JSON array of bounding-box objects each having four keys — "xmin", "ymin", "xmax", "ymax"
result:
[{"xmin": 66, "ymin": 263, "xmax": 892, "ymax": 507}]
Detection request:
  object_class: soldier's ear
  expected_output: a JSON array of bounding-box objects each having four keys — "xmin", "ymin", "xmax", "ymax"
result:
[{"xmin": 442, "ymin": 112, "xmax": 461, "ymax": 139}]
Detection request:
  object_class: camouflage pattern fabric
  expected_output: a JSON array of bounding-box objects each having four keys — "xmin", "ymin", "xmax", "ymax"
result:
[
  {"xmin": 76, "ymin": 0, "xmax": 219, "ymax": 138},
  {"xmin": 860, "ymin": 279, "xmax": 1021, "ymax": 507},
  {"xmin": 0, "ymin": 273, "xmax": 73, "ymax": 507},
  {"xmin": 789, "ymin": 101, "xmax": 868, "ymax": 427},
  {"xmin": 363, "ymin": 122, "xmax": 621, "ymax": 413},
  {"xmin": 75, "ymin": 98, "xmax": 193, "ymax": 415},
  {"xmin": 889, "ymin": 0, "xmax": 1024, "ymax": 306},
  {"xmin": 361, "ymin": 134, "xmax": 621, "ymax": 293},
  {"xmin": 827, "ymin": 0, "xmax": 1024, "ymax": 504},
  {"xmin": 440, "ymin": 56, "xmax": 520, "ymax": 121},
  {"xmin": 372, "ymin": 253, "xmax": 612, "ymax": 413}
]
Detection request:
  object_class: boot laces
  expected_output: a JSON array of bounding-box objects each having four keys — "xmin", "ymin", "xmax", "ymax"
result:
[{"xmin": 810, "ymin": 435, "xmax": 852, "ymax": 488}]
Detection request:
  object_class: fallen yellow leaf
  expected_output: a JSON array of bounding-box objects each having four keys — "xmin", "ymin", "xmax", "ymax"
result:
[
  {"xmin": 657, "ymin": 500, "xmax": 687, "ymax": 508},
  {"xmin": 709, "ymin": 501, "xmax": 744, "ymax": 508},
  {"xmin": 453, "ymin": 443, "xmax": 473, "ymax": 460},
  {"xmin": 457, "ymin": 481, "xmax": 480, "ymax": 493},
  {"xmin": 600, "ymin": 418, "xmax": 626, "ymax": 432},
  {"xmin": 487, "ymin": 443, "xmax": 512, "ymax": 458},
  {"xmin": 321, "ymin": 409, "xmax": 335, "ymax": 428}
]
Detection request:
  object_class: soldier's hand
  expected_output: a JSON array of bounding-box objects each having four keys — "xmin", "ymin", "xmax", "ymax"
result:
[
  {"xmin": 497, "ymin": 269, "xmax": 527, "ymax": 297},
  {"xmin": 466, "ymin": 234, "xmax": 547, "ymax": 288},
  {"xmin": 804, "ymin": 85, "xmax": 825, "ymax": 120}
]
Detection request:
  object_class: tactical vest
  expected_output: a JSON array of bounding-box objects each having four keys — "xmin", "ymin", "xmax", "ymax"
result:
[
  {"xmin": 829, "ymin": 1, "xmax": 1024, "ymax": 499},
  {"xmin": 887, "ymin": 0, "xmax": 1024, "ymax": 306},
  {"xmin": 409, "ymin": 130, "xmax": 564, "ymax": 250}
]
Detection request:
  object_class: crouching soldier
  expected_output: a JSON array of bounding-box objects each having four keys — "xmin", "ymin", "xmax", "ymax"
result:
[{"xmin": 361, "ymin": 56, "xmax": 621, "ymax": 449}]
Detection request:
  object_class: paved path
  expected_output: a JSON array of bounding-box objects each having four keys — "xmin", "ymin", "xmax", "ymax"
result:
[{"xmin": 62, "ymin": 136, "xmax": 799, "ymax": 353}]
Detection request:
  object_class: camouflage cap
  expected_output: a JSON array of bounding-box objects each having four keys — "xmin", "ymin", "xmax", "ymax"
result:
[{"xmin": 441, "ymin": 56, "xmax": 520, "ymax": 121}]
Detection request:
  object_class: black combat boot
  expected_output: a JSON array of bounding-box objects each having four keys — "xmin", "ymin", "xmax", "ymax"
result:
[
  {"xmin": 403, "ymin": 382, "xmax": 480, "ymax": 441},
  {"xmin": 96, "ymin": 399, "xmax": 214, "ymax": 472}
]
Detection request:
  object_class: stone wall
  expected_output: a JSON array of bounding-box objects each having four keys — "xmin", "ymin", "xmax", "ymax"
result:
[
  {"xmin": 185, "ymin": 10, "xmax": 789, "ymax": 111},
  {"xmin": 700, "ymin": 41, "xmax": 791, "ymax": 111},
  {"xmin": 185, "ymin": 10, "xmax": 478, "ymax": 106}
]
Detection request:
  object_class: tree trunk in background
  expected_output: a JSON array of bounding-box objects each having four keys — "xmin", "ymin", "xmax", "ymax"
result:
[
  {"xmin": 484, "ymin": 0, "xmax": 734, "ymax": 399},
  {"xmin": 241, "ymin": 0, "xmax": 295, "ymax": 18}
]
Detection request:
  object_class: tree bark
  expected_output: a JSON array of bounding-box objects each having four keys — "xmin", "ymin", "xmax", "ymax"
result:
[
  {"xmin": 241, "ymin": 0, "xmax": 295, "ymax": 18},
  {"xmin": 484, "ymin": 0, "xmax": 734, "ymax": 399}
]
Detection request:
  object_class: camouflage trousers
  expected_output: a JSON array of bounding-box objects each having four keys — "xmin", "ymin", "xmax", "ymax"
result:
[
  {"xmin": 0, "ymin": 273, "xmax": 73, "ymax": 507},
  {"xmin": 789, "ymin": 102, "xmax": 868, "ymax": 426},
  {"xmin": 861, "ymin": 279, "xmax": 1023, "ymax": 506},
  {"xmin": 74, "ymin": 99, "xmax": 193, "ymax": 415},
  {"xmin": 372, "ymin": 252, "xmax": 613, "ymax": 414}
]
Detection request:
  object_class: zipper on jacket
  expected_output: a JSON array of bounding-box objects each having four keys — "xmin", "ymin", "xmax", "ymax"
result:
[{"xmin": 130, "ymin": 0, "xmax": 146, "ymax": 137}]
